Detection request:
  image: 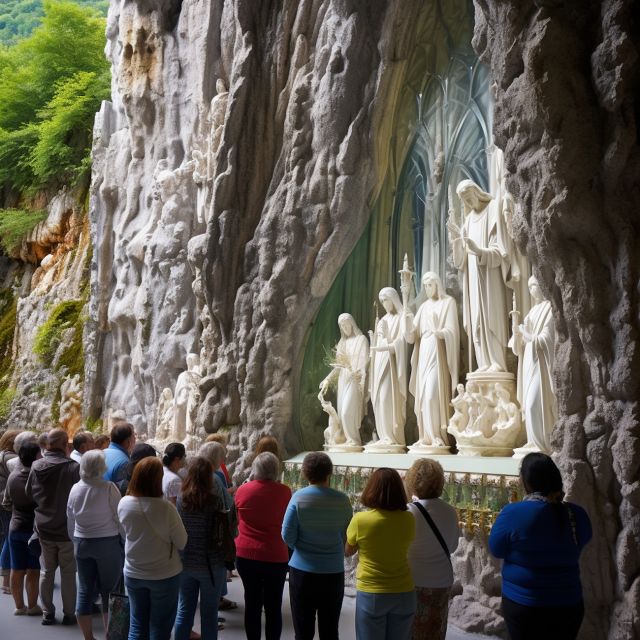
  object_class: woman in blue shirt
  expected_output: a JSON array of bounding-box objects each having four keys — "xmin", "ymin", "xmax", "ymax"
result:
[
  {"xmin": 281, "ymin": 452, "xmax": 352, "ymax": 640},
  {"xmin": 489, "ymin": 452, "xmax": 592, "ymax": 640}
]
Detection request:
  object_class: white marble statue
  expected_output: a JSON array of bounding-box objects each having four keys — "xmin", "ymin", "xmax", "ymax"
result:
[
  {"xmin": 319, "ymin": 314, "xmax": 369, "ymax": 450},
  {"xmin": 367, "ymin": 288, "xmax": 408, "ymax": 451},
  {"xmin": 447, "ymin": 179, "xmax": 512, "ymax": 372},
  {"xmin": 511, "ymin": 276, "xmax": 557, "ymax": 455},
  {"xmin": 174, "ymin": 353, "xmax": 202, "ymax": 442},
  {"xmin": 447, "ymin": 378, "xmax": 524, "ymax": 456},
  {"xmin": 208, "ymin": 78, "xmax": 229, "ymax": 169},
  {"xmin": 402, "ymin": 271, "xmax": 460, "ymax": 452},
  {"xmin": 155, "ymin": 387, "xmax": 175, "ymax": 441},
  {"xmin": 59, "ymin": 374, "xmax": 83, "ymax": 436}
]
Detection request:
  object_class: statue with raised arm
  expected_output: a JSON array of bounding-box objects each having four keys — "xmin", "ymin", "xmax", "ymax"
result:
[
  {"xmin": 366, "ymin": 288, "xmax": 408, "ymax": 452},
  {"xmin": 402, "ymin": 271, "xmax": 459, "ymax": 453},
  {"xmin": 512, "ymin": 276, "xmax": 557, "ymax": 455},
  {"xmin": 319, "ymin": 314, "xmax": 369, "ymax": 451},
  {"xmin": 447, "ymin": 179, "xmax": 511, "ymax": 372}
]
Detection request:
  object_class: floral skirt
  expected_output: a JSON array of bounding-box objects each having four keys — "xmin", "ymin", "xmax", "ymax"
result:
[{"xmin": 410, "ymin": 586, "xmax": 451, "ymax": 640}]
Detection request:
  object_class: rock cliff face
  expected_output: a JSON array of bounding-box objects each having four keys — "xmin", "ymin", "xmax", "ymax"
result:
[
  {"xmin": 473, "ymin": 1, "xmax": 640, "ymax": 638},
  {"xmin": 2, "ymin": 190, "xmax": 90, "ymax": 433},
  {"xmin": 87, "ymin": 0, "xmax": 420, "ymax": 450},
  {"xmin": 89, "ymin": 1, "xmax": 639, "ymax": 636}
]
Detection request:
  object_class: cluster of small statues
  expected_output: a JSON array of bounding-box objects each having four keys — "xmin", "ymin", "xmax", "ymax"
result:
[{"xmin": 319, "ymin": 158, "xmax": 557, "ymax": 458}]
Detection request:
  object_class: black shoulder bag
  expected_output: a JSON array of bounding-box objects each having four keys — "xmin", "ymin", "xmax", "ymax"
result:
[{"xmin": 412, "ymin": 501, "xmax": 451, "ymax": 566}]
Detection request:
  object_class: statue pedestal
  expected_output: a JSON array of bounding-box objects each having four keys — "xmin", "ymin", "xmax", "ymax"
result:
[
  {"xmin": 324, "ymin": 444, "xmax": 364, "ymax": 453},
  {"xmin": 447, "ymin": 371, "xmax": 525, "ymax": 457},
  {"xmin": 408, "ymin": 443, "xmax": 452, "ymax": 456},
  {"xmin": 512, "ymin": 443, "xmax": 541, "ymax": 459},
  {"xmin": 363, "ymin": 442, "xmax": 406, "ymax": 454}
]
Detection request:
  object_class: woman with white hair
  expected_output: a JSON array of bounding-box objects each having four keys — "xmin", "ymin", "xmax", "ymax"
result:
[
  {"xmin": 67, "ymin": 449, "xmax": 123, "ymax": 640},
  {"xmin": 6, "ymin": 431, "xmax": 38, "ymax": 473},
  {"xmin": 234, "ymin": 452, "xmax": 291, "ymax": 640}
]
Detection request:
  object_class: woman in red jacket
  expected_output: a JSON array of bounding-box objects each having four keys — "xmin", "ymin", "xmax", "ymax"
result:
[{"xmin": 234, "ymin": 452, "xmax": 291, "ymax": 640}]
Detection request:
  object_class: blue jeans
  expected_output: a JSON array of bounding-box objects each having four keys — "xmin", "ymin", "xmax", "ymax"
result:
[
  {"xmin": 355, "ymin": 591, "xmax": 417, "ymax": 640},
  {"xmin": 9, "ymin": 529, "xmax": 40, "ymax": 570},
  {"xmin": 174, "ymin": 564, "xmax": 226, "ymax": 640},
  {"xmin": 0, "ymin": 509, "xmax": 11, "ymax": 574},
  {"xmin": 74, "ymin": 536, "xmax": 123, "ymax": 615},
  {"xmin": 125, "ymin": 573, "xmax": 181, "ymax": 640}
]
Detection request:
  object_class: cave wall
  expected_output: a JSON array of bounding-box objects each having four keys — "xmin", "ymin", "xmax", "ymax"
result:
[
  {"xmin": 87, "ymin": 0, "xmax": 422, "ymax": 448},
  {"xmin": 473, "ymin": 1, "xmax": 640, "ymax": 638}
]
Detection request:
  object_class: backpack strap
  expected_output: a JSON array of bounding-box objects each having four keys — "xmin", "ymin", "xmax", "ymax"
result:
[{"xmin": 412, "ymin": 501, "xmax": 451, "ymax": 566}]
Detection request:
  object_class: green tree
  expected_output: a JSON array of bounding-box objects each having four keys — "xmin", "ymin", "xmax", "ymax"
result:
[
  {"xmin": 0, "ymin": 1, "xmax": 108, "ymax": 46},
  {"xmin": 0, "ymin": 0, "xmax": 110, "ymax": 194}
]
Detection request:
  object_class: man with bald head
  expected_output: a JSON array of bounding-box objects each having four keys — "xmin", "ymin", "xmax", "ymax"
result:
[{"xmin": 26, "ymin": 428, "xmax": 80, "ymax": 626}]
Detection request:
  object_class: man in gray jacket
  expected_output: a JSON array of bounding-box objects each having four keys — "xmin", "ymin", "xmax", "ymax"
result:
[{"xmin": 26, "ymin": 428, "xmax": 80, "ymax": 625}]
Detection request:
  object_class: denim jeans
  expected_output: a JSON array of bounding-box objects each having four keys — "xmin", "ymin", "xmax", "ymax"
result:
[
  {"xmin": 0, "ymin": 509, "xmax": 11, "ymax": 574},
  {"xmin": 355, "ymin": 590, "xmax": 417, "ymax": 640},
  {"xmin": 125, "ymin": 573, "xmax": 181, "ymax": 640},
  {"xmin": 174, "ymin": 564, "xmax": 226, "ymax": 640},
  {"xmin": 236, "ymin": 556, "xmax": 288, "ymax": 640},
  {"xmin": 74, "ymin": 535, "xmax": 123, "ymax": 615}
]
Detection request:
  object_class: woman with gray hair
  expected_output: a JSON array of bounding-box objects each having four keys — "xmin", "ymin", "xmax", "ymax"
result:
[
  {"xmin": 6, "ymin": 431, "xmax": 38, "ymax": 474},
  {"xmin": 405, "ymin": 458, "xmax": 460, "ymax": 640},
  {"xmin": 234, "ymin": 452, "xmax": 292, "ymax": 640},
  {"xmin": 67, "ymin": 449, "xmax": 123, "ymax": 640}
]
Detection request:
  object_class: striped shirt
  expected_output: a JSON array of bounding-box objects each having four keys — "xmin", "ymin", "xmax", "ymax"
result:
[{"xmin": 281, "ymin": 485, "xmax": 352, "ymax": 574}]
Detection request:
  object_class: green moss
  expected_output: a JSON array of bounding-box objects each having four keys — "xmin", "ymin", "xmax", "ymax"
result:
[
  {"xmin": 85, "ymin": 416, "xmax": 103, "ymax": 434},
  {"xmin": 0, "ymin": 208, "xmax": 48, "ymax": 254},
  {"xmin": 33, "ymin": 296, "xmax": 86, "ymax": 377},
  {"xmin": 0, "ymin": 289, "xmax": 17, "ymax": 419},
  {"xmin": 0, "ymin": 387, "xmax": 16, "ymax": 419}
]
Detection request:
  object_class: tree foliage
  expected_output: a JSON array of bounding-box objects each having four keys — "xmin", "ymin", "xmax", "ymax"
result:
[
  {"xmin": 0, "ymin": 208, "xmax": 48, "ymax": 254},
  {"xmin": 0, "ymin": 0, "xmax": 108, "ymax": 46},
  {"xmin": 0, "ymin": 1, "xmax": 110, "ymax": 195}
]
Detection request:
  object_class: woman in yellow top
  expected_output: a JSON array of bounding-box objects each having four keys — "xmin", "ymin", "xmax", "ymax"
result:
[{"xmin": 346, "ymin": 468, "xmax": 416, "ymax": 639}]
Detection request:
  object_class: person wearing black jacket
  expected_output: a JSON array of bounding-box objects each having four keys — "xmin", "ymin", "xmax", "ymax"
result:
[{"xmin": 26, "ymin": 428, "xmax": 80, "ymax": 626}]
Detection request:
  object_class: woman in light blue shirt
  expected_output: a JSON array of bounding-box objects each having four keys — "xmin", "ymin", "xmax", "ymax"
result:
[{"xmin": 281, "ymin": 452, "xmax": 352, "ymax": 640}]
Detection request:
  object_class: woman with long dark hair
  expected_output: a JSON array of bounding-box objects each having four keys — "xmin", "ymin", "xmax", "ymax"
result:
[
  {"xmin": 345, "ymin": 467, "xmax": 416, "ymax": 640},
  {"xmin": 174, "ymin": 456, "xmax": 227, "ymax": 640},
  {"xmin": 489, "ymin": 452, "xmax": 592, "ymax": 640}
]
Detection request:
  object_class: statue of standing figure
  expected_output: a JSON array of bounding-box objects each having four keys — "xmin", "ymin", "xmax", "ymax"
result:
[
  {"xmin": 174, "ymin": 353, "xmax": 202, "ymax": 442},
  {"xmin": 447, "ymin": 179, "xmax": 512, "ymax": 372},
  {"xmin": 319, "ymin": 314, "xmax": 369, "ymax": 451},
  {"xmin": 512, "ymin": 276, "xmax": 557, "ymax": 455},
  {"xmin": 402, "ymin": 271, "xmax": 460, "ymax": 453},
  {"xmin": 366, "ymin": 287, "xmax": 408, "ymax": 452}
]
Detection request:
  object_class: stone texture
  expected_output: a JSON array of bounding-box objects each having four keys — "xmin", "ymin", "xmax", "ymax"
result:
[
  {"xmin": 5, "ymin": 191, "xmax": 90, "ymax": 431},
  {"xmin": 472, "ymin": 1, "xmax": 640, "ymax": 637},
  {"xmin": 87, "ymin": 0, "xmax": 420, "ymax": 448}
]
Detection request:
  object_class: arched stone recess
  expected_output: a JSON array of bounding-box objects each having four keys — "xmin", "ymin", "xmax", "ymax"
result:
[{"xmin": 296, "ymin": 1, "xmax": 493, "ymax": 452}]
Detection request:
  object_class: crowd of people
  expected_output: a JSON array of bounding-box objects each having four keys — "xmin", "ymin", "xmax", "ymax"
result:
[{"xmin": 0, "ymin": 424, "xmax": 592, "ymax": 640}]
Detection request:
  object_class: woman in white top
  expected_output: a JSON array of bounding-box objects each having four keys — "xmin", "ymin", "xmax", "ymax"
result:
[
  {"xmin": 162, "ymin": 442, "xmax": 186, "ymax": 504},
  {"xmin": 118, "ymin": 456, "xmax": 187, "ymax": 640},
  {"xmin": 405, "ymin": 458, "xmax": 460, "ymax": 640},
  {"xmin": 67, "ymin": 449, "xmax": 123, "ymax": 640}
]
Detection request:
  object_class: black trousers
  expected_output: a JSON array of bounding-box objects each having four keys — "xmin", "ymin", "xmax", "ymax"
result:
[
  {"xmin": 502, "ymin": 596, "xmax": 584, "ymax": 640},
  {"xmin": 236, "ymin": 556, "xmax": 288, "ymax": 640},
  {"xmin": 288, "ymin": 566, "xmax": 344, "ymax": 640}
]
